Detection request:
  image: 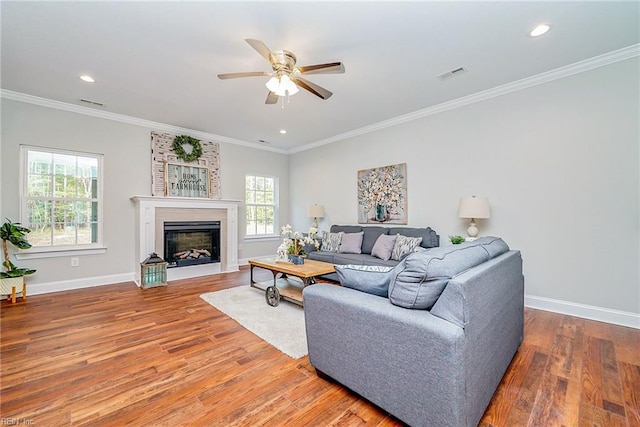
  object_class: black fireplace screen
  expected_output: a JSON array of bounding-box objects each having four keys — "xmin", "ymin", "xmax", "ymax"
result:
[{"xmin": 163, "ymin": 221, "xmax": 220, "ymax": 268}]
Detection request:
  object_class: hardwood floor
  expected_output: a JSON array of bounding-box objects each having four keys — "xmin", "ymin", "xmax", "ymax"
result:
[{"xmin": 1, "ymin": 267, "xmax": 639, "ymax": 426}]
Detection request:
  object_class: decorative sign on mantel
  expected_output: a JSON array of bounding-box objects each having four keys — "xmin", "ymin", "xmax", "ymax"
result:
[
  {"xmin": 151, "ymin": 131, "xmax": 221, "ymax": 199},
  {"xmin": 165, "ymin": 162, "xmax": 210, "ymax": 198}
]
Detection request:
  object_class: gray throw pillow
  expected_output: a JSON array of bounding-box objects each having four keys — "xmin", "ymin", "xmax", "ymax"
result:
[
  {"xmin": 335, "ymin": 264, "xmax": 395, "ymax": 297},
  {"xmin": 339, "ymin": 231, "xmax": 364, "ymax": 254},
  {"xmin": 371, "ymin": 234, "xmax": 398, "ymax": 261},
  {"xmin": 321, "ymin": 231, "xmax": 342, "ymax": 252},
  {"xmin": 391, "ymin": 235, "xmax": 423, "ymax": 261}
]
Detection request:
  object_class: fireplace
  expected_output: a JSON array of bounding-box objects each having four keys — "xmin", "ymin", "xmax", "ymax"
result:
[
  {"xmin": 163, "ymin": 221, "xmax": 220, "ymax": 268},
  {"xmin": 132, "ymin": 196, "xmax": 240, "ymax": 284}
]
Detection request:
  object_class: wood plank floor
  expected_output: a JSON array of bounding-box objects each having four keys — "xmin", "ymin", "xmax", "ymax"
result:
[{"xmin": 1, "ymin": 267, "xmax": 639, "ymax": 426}]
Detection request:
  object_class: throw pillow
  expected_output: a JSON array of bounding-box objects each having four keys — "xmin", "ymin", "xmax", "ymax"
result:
[
  {"xmin": 391, "ymin": 234, "xmax": 423, "ymax": 261},
  {"xmin": 335, "ymin": 264, "xmax": 395, "ymax": 297},
  {"xmin": 321, "ymin": 231, "xmax": 342, "ymax": 252},
  {"xmin": 339, "ymin": 231, "xmax": 364, "ymax": 254},
  {"xmin": 371, "ymin": 234, "xmax": 398, "ymax": 261}
]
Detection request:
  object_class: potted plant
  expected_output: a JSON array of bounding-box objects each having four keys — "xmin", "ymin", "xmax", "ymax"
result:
[
  {"xmin": 1, "ymin": 219, "xmax": 36, "ymax": 303},
  {"xmin": 449, "ymin": 235, "xmax": 466, "ymax": 245}
]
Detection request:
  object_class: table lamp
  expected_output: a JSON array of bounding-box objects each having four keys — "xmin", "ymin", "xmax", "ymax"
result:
[
  {"xmin": 458, "ymin": 196, "xmax": 490, "ymax": 238},
  {"xmin": 308, "ymin": 204, "xmax": 325, "ymax": 229}
]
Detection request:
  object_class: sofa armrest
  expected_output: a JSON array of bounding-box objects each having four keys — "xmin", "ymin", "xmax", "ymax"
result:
[
  {"xmin": 303, "ymin": 284, "xmax": 466, "ymax": 426},
  {"xmin": 431, "ymin": 250, "xmax": 524, "ymax": 426}
]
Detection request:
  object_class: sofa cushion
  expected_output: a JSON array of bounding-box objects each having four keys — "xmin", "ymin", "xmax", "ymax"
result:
[
  {"xmin": 371, "ymin": 233, "xmax": 397, "ymax": 261},
  {"xmin": 321, "ymin": 231, "xmax": 342, "ymax": 252},
  {"xmin": 361, "ymin": 227, "xmax": 389, "ymax": 254},
  {"xmin": 335, "ymin": 264, "xmax": 395, "ymax": 297},
  {"xmin": 334, "ymin": 253, "xmax": 393, "ymax": 266},
  {"xmin": 391, "ymin": 235, "xmax": 423, "ymax": 261},
  {"xmin": 339, "ymin": 231, "xmax": 364, "ymax": 254},
  {"xmin": 331, "ymin": 225, "xmax": 363, "ymax": 234},
  {"xmin": 307, "ymin": 251, "xmax": 337, "ymax": 264},
  {"xmin": 388, "ymin": 237, "xmax": 509, "ymax": 309},
  {"xmin": 388, "ymin": 227, "xmax": 439, "ymax": 248}
]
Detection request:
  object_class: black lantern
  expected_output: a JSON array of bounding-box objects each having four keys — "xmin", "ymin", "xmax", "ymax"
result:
[{"xmin": 140, "ymin": 253, "xmax": 168, "ymax": 288}]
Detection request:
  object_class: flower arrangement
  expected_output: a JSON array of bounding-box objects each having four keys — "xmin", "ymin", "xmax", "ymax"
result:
[{"xmin": 277, "ymin": 224, "xmax": 320, "ymax": 258}]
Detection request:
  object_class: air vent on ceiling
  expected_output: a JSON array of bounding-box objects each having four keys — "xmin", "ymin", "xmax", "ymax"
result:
[
  {"xmin": 79, "ymin": 98, "xmax": 105, "ymax": 107},
  {"xmin": 437, "ymin": 67, "xmax": 468, "ymax": 81}
]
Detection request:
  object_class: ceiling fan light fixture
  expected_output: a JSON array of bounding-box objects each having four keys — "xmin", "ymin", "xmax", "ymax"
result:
[{"xmin": 266, "ymin": 74, "xmax": 299, "ymax": 96}]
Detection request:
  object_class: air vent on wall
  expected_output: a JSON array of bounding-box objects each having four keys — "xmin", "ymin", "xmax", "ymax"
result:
[
  {"xmin": 79, "ymin": 98, "xmax": 105, "ymax": 107},
  {"xmin": 437, "ymin": 67, "xmax": 468, "ymax": 81}
]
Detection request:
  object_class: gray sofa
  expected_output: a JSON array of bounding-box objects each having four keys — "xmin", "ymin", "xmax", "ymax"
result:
[
  {"xmin": 303, "ymin": 237, "xmax": 524, "ymax": 427},
  {"xmin": 307, "ymin": 224, "xmax": 439, "ymax": 280}
]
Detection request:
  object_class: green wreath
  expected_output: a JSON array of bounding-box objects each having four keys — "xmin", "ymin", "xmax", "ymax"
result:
[{"xmin": 172, "ymin": 135, "xmax": 203, "ymax": 162}]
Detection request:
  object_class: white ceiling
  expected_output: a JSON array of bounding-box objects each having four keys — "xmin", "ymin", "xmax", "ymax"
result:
[{"xmin": 2, "ymin": 1, "xmax": 639, "ymax": 152}]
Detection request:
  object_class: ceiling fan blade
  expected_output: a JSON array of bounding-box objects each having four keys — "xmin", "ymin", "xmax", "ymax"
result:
[
  {"xmin": 265, "ymin": 91, "xmax": 279, "ymax": 104},
  {"xmin": 218, "ymin": 71, "xmax": 270, "ymax": 80},
  {"xmin": 292, "ymin": 77, "xmax": 333, "ymax": 100},
  {"xmin": 245, "ymin": 39, "xmax": 277, "ymax": 65},
  {"xmin": 297, "ymin": 62, "xmax": 345, "ymax": 75}
]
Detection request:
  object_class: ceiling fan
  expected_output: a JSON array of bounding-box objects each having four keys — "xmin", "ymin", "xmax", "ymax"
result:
[{"xmin": 217, "ymin": 39, "xmax": 345, "ymax": 104}]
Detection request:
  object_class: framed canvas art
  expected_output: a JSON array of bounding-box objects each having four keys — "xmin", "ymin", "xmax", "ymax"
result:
[{"xmin": 357, "ymin": 163, "xmax": 407, "ymax": 224}]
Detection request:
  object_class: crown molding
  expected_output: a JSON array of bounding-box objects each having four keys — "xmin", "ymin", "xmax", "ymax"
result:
[
  {"xmin": 0, "ymin": 90, "xmax": 289, "ymax": 155},
  {"xmin": 3, "ymin": 44, "xmax": 638, "ymax": 156},
  {"xmin": 290, "ymin": 43, "xmax": 640, "ymax": 154}
]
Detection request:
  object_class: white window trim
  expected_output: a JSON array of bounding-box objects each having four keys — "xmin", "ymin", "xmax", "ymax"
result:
[
  {"xmin": 245, "ymin": 173, "xmax": 279, "ymax": 238},
  {"xmin": 19, "ymin": 145, "xmax": 105, "ymax": 255}
]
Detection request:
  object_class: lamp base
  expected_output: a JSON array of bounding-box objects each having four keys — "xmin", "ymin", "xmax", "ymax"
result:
[{"xmin": 467, "ymin": 219, "xmax": 479, "ymax": 238}]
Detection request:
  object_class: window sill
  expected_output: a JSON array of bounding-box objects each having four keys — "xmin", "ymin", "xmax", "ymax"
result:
[
  {"xmin": 15, "ymin": 246, "xmax": 107, "ymax": 260},
  {"xmin": 244, "ymin": 235, "xmax": 280, "ymax": 242}
]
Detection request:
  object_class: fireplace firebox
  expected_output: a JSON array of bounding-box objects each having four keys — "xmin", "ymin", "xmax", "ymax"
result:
[{"xmin": 163, "ymin": 221, "xmax": 220, "ymax": 268}]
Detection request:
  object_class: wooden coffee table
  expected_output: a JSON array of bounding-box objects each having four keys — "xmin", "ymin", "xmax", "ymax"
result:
[{"xmin": 249, "ymin": 258, "xmax": 335, "ymax": 307}]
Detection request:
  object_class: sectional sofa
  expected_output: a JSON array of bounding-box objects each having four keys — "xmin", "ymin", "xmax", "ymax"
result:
[
  {"xmin": 303, "ymin": 237, "xmax": 525, "ymax": 427},
  {"xmin": 307, "ymin": 224, "xmax": 440, "ymax": 280}
]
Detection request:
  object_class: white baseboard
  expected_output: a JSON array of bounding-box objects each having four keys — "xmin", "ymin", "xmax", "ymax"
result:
[
  {"xmin": 525, "ymin": 294, "xmax": 640, "ymax": 329},
  {"xmin": 27, "ymin": 273, "xmax": 136, "ymax": 296}
]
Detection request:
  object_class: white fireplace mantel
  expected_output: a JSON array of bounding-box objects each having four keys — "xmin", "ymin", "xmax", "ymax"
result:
[{"xmin": 131, "ymin": 196, "xmax": 241, "ymax": 284}]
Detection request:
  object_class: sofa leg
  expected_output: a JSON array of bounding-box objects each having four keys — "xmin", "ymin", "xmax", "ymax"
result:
[{"xmin": 315, "ymin": 368, "xmax": 336, "ymax": 383}]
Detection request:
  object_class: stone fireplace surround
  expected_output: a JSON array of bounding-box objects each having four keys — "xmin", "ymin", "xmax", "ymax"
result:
[{"xmin": 131, "ymin": 196, "xmax": 240, "ymax": 285}]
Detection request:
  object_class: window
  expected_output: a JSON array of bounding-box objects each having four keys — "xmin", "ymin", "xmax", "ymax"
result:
[
  {"xmin": 245, "ymin": 174, "xmax": 277, "ymax": 237},
  {"xmin": 21, "ymin": 146, "xmax": 103, "ymax": 249}
]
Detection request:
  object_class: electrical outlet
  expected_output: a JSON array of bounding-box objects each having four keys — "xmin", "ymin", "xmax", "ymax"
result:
[{"xmin": 71, "ymin": 257, "xmax": 79, "ymax": 267}]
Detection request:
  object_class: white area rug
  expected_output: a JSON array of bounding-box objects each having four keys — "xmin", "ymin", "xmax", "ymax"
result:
[{"xmin": 200, "ymin": 286, "xmax": 308, "ymax": 359}]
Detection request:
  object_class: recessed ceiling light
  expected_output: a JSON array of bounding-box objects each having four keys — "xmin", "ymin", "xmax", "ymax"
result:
[
  {"xmin": 529, "ymin": 23, "xmax": 551, "ymax": 37},
  {"xmin": 80, "ymin": 75, "xmax": 95, "ymax": 83},
  {"xmin": 279, "ymin": 129, "xmax": 287, "ymax": 134}
]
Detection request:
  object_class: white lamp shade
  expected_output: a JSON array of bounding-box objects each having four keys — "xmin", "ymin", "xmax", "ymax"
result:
[
  {"xmin": 458, "ymin": 196, "xmax": 490, "ymax": 219},
  {"xmin": 308, "ymin": 204, "xmax": 325, "ymax": 218}
]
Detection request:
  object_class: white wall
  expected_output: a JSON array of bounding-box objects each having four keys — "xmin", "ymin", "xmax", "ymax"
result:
[
  {"xmin": 289, "ymin": 58, "xmax": 639, "ymax": 318},
  {"xmin": 0, "ymin": 99, "xmax": 289, "ymax": 290}
]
